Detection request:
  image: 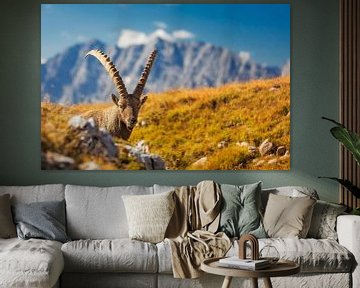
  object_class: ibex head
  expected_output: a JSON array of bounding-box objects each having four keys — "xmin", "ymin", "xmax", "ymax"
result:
[{"xmin": 85, "ymin": 49, "xmax": 157, "ymax": 130}]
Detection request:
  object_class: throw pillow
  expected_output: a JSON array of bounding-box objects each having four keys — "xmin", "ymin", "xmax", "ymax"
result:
[
  {"xmin": 12, "ymin": 200, "xmax": 70, "ymax": 243},
  {"xmin": 0, "ymin": 194, "xmax": 16, "ymax": 238},
  {"xmin": 218, "ymin": 182, "xmax": 266, "ymax": 238},
  {"xmin": 263, "ymin": 193, "xmax": 316, "ymax": 238},
  {"xmin": 122, "ymin": 191, "xmax": 175, "ymax": 243},
  {"xmin": 307, "ymin": 200, "xmax": 347, "ymax": 240}
]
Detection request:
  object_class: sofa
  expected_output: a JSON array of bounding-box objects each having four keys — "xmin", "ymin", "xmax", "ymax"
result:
[{"xmin": 0, "ymin": 183, "xmax": 359, "ymax": 288}]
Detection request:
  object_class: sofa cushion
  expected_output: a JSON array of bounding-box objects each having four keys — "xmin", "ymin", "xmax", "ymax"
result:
[
  {"xmin": 157, "ymin": 238, "xmax": 353, "ymax": 274},
  {"xmin": 0, "ymin": 194, "xmax": 16, "ymax": 238},
  {"xmin": 234, "ymin": 238, "xmax": 353, "ymax": 273},
  {"xmin": 0, "ymin": 184, "xmax": 65, "ymax": 204},
  {"xmin": 0, "ymin": 238, "xmax": 64, "ymax": 288},
  {"xmin": 153, "ymin": 184, "xmax": 177, "ymax": 194},
  {"xmin": 65, "ymin": 185, "xmax": 153, "ymax": 239},
  {"xmin": 61, "ymin": 239, "xmax": 158, "ymax": 273}
]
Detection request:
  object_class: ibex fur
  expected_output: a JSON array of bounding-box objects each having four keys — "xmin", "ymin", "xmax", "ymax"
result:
[{"xmin": 82, "ymin": 49, "xmax": 157, "ymax": 140}]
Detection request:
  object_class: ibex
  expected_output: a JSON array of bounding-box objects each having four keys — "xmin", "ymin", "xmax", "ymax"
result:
[{"xmin": 82, "ymin": 49, "xmax": 157, "ymax": 140}]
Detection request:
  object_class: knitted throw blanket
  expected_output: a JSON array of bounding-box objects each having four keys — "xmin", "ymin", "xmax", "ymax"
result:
[{"xmin": 165, "ymin": 181, "xmax": 231, "ymax": 278}]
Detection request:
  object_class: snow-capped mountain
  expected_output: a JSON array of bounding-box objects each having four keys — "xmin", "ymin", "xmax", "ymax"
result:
[{"xmin": 41, "ymin": 37, "xmax": 282, "ymax": 104}]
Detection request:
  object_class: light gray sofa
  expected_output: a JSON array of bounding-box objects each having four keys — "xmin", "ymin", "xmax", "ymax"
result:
[{"xmin": 0, "ymin": 184, "xmax": 359, "ymax": 288}]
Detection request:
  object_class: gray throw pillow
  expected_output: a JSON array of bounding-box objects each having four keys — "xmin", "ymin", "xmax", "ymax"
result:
[
  {"xmin": 218, "ymin": 182, "xmax": 266, "ymax": 238},
  {"xmin": 12, "ymin": 200, "xmax": 70, "ymax": 243},
  {"xmin": 307, "ymin": 200, "xmax": 347, "ymax": 240},
  {"xmin": 0, "ymin": 194, "xmax": 16, "ymax": 238}
]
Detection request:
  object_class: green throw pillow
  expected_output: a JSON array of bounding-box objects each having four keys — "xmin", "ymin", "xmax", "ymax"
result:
[{"xmin": 218, "ymin": 182, "xmax": 266, "ymax": 238}]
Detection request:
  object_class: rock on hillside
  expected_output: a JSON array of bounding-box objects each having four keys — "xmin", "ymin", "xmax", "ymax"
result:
[{"xmin": 41, "ymin": 106, "xmax": 166, "ymax": 170}]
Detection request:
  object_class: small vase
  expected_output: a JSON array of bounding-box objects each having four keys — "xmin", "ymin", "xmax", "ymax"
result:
[{"xmin": 259, "ymin": 245, "xmax": 280, "ymax": 265}]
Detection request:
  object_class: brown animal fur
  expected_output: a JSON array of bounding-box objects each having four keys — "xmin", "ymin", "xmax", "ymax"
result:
[{"xmin": 82, "ymin": 49, "xmax": 157, "ymax": 140}]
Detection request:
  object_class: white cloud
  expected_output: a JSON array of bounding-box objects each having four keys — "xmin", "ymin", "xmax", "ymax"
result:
[
  {"xmin": 172, "ymin": 30, "xmax": 194, "ymax": 39},
  {"xmin": 41, "ymin": 58, "xmax": 47, "ymax": 64},
  {"xmin": 154, "ymin": 21, "xmax": 168, "ymax": 30},
  {"xmin": 152, "ymin": 29, "xmax": 174, "ymax": 42},
  {"xmin": 76, "ymin": 35, "xmax": 88, "ymax": 42},
  {"xmin": 239, "ymin": 51, "xmax": 251, "ymax": 62},
  {"xmin": 117, "ymin": 28, "xmax": 195, "ymax": 48},
  {"xmin": 117, "ymin": 29, "xmax": 149, "ymax": 48}
]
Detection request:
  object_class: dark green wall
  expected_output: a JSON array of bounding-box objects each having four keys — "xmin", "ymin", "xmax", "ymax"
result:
[{"xmin": 0, "ymin": 0, "xmax": 340, "ymax": 202}]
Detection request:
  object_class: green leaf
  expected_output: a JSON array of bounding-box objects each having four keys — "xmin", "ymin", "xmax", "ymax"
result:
[
  {"xmin": 319, "ymin": 177, "xmax": 360, "ymax": 198},
  {"xmin": 351, "ymin": 208, "xmax": 360, "ymax": 215},
  {"xmin": 330, "ymin": 127, "xmax": 360, "ymax": 165},
  {"xmin": 322, "ymin": 117, "xmax": 360, "ymax": 165},
  {"xmin": 322, "ymin": 116, "xmax": 345, "ymax": 127}
]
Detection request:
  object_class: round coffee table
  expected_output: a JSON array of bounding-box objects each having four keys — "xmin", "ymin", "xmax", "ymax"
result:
[{"xmin": 201, "ymin": 257, "xmax": 300, "ymax": 288}]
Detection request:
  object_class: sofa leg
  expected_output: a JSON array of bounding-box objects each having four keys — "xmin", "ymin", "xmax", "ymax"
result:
[{"xmin": 222, "ymin": 276, "xmax": 232, "ymax": 288}]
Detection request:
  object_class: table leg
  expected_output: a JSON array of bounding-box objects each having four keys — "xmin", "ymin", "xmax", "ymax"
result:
[
  {"xmin": 263, "ymin": 277, "xmax": 273, "ymax": 288},
  {"xmin": 221, "ymin": 276, "xmax": 233, "ymax": 288},
  {"xmin": 251, "ymin": 278, "xmax": 258, "ymax": 288}
]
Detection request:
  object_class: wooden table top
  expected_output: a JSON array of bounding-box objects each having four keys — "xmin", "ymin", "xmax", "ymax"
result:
[{"xmin": 201, "ymin": 257, "xmax": 300, "ymax": 278}]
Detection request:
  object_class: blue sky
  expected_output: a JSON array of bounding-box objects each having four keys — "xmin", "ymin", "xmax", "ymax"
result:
[{"xmin": 41, "ymin": 4, "xmax": 290, "ymax": 66}]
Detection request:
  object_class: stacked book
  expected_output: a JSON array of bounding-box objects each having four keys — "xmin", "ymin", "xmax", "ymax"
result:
[{"xmin": 218, "ymin": 257, "xmax": 271, "ymax": 270}]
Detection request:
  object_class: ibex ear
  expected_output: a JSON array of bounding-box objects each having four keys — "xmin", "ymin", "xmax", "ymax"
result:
[
  {"xmin": 140, "ymin": 95, "xmax": 148, "ymax": 106},
  {"xmin": 112, "ymin": 94, "xmax": 120, "ymax": 106}
]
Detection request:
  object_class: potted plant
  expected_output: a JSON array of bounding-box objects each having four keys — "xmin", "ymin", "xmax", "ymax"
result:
[{"xmin": 320, "ymin": 117, "xmax": 360, "ymax": 215}]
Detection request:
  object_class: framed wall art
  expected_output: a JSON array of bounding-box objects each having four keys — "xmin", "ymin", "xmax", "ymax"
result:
[{"xmin": 41, "ymin": 4, "xmax": 290, "ymax": 170}]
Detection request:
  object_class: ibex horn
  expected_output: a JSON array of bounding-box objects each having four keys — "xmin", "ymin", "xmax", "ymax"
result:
[
  {"xmin": 85, "ymin": 49, "xmax": 128, "ymax": 98},
  {"xmin": 133, "ymin": 49, "xmax": 157, "ymax": 98}
]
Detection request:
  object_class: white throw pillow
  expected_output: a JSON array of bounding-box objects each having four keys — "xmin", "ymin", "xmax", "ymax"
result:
[{"xmin": 122, "ymin": 191, "xmax": 175, "ymax": 243}]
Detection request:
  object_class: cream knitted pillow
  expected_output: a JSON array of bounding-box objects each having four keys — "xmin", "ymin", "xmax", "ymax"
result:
[{"xmin": 122, "ymin": 191, "xmax": 175, "ymax": 243}]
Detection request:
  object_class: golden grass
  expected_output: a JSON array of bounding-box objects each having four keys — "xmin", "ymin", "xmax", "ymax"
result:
[
  {"xmin": 130, "ymin": 76, "xmax": 290, "ymax": 170},
  {"xmin": 41, "ymin": 76, "xmax": 290, "ymax": 170}
]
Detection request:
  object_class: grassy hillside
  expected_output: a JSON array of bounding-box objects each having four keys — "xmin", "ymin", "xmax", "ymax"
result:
[
  {"xmin": 41, "ymin": 76, "xmax": 290, "ymax": 170},
  {"xmin": 130, "ymin": 76, "xmax": 290, "ymax": 170}
]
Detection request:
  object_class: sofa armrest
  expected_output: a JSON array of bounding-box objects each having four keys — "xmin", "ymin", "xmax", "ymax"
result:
[{"xmin": 337, "ymin": 215, "xmax": 360, "ymax": 288}]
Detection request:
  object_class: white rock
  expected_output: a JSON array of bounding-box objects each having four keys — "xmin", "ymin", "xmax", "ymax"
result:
[
  {"xmin": 259, "ymin": 139, "xmax": 274, "ymax": 156},
  {"xmin": 217, "ymin": 141, "xmax": 228, "ymax": 149},
  {"xmin": 239, "ymin": 141, "xmax": 250, "ymax": 147},
  {"xmin": 255, "ymin": 160, "xmax": 265, "ymax": 166},
  {"xmin": 192, "ymin": 157, "xmax": 208, "ymax": 167},
  {"xmin": 268, "ymin": 159, "xmax": 278, "ymax": 165},
  {"xmin": 68, "ymin": 115, "xmax": 87, "ymax": 129},
  {"xmin": 79, "ymin": 161, "xmax": 100, "ymax": 170}
]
